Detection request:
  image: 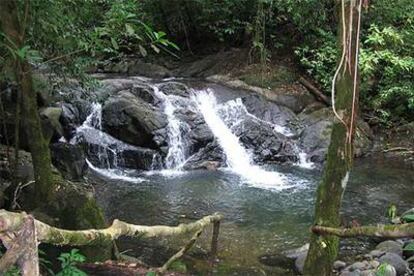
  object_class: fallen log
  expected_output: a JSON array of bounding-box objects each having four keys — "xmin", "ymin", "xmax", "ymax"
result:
[
  {"xmin": 312, "ymin": 223, "xmax": 414, "ymax": 238},
  {"xmin": 299, "ymin": 76, "xmax": 330, "ymax": 106},
  {"xmin": 0, "ymin": 209, "xmax": 223, "ymax": 275}
]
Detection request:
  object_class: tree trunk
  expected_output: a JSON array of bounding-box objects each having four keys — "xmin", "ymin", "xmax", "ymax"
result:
[
  {"xmin": 0, "ymin": 0, "xmax": 55, "ymax": 204},
  {"xmin": 304, "ymin": 0, "xmax": 362, "ymax": 275}
]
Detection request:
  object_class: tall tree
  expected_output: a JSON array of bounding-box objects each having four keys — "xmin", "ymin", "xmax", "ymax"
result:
[
  {"xmin": 304, "ymin": 0, "xmax": 363, "ymax": 274},
  {"xmin": 0, "ymin": 1, "xmax": 55, "ymax": 204}
]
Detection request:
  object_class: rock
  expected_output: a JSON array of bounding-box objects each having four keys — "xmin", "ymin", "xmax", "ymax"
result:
[
  {"xmin": 60, "ymin": 103, "xmax": 82, "ymax": 140},
  {"xmin": 294, "ymin": 252, "xmax": 307, "ymax": 274},
  {"xmin": 129, "ymin": 83, "xmax": 159, "ymax": 105},
  {"xmin": 197, "ymin": 161, "xmax": 220, "ymax": 171},
  {"xmin": 40, "ymin": 107, "xmax": 63, "ymax": 142},
  {"xmin": 235, "ymin": 117, "xmax": 297, "ymax": 163},
  {"xmin": 127, "ymin": 60, "xmax": 172, "ymax": 78},
  {"xmin": 258, "ymin": 253, "xmax": 295, "ymax": 269},
  {"xmin": 102, "ymin": 91, "xmax": 167, "ymax": 148},
  {"xmin": 360, "ymin": 270, "xmax": 376, "ymax": 276},
  {"xmin": 349, "ymin": 261, "xmax": 369, "ymax": 271},
  {"xmin": 340, "ymin": 271, "xmax": 361, "ymax": 276},
  {"xmin": 78, "ymin": 127, "xmax": 158, "ymax": 171},
  {"xmin": 334, "ymin": 260, "xmax": 347, "ymax": 271},
  {"xmin": 50, "ymin": 143, "xmax": 87, "ymax": 181},
  {"xmin": 376, "ymin": 240, "xmax": 403, "ymax": 257},
  {"xmin": 378, "ymin": 253, "xmax": 408, "ymax": 275},
  {"xmin": 376, "ymin": 263, "xmax": 397, "ymax": 276},
  {"xmin": 369, "ymin": 260, "xmax": 380, "ymax": 269},
  {"xmin": 283, "ymin": 244, "xmax": 309, "ymax": 259},
  {"xmin": 299, "ymin": 107, "xmax": 372, "ymax": 163},
  {"xmin": 241, "ymin": 94, "xmax": 297, "ymax": 129},
  {"xmin": 369, "ymin": 250, "xmax": 386, "ymax": 258},
  {"xmin": 158, "ymin": 82, "xmax": 189, "ymax": 97}
]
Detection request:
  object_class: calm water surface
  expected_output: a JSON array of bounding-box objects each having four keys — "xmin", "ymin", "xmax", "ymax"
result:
[{"xmin": 91, "ymin": 156, "xmax": 414, "ymax": 274}]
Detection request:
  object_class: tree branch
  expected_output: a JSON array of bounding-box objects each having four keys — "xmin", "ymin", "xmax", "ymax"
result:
[{"xmin": 312, "ymin": 223, "xmax": 414, "ymax": 238}]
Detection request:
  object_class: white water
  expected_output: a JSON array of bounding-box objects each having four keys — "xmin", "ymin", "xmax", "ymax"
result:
[
  {"xmin": 72, "ymin": 103, "xmax": 151, "ymax": 181},
  {"xmin": 86, "ymin": 159, "xmax": 144, "ymax": 183},
  {"xmin": 153, "ymin": 86, "xmax": 188, "ymax": 170},
  {"xmin": 219, "ymin": 98, "xmax": 293, "ymax": 136},
  {"xmin": 193, "ymin": 89, "xmax": 288, "ymax": 189}
]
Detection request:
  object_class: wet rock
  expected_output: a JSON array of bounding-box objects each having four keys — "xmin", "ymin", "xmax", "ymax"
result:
[
  {"xmin": 360, "ymin": 270, "xmax": 376, "ymax": 276},
  {"xmin": 258, "ymin": 253, "xmax": 295, "ymax": 269},
  {"xmin": 283, "ymin": 244, "xmax": 309, "ymax": 259},
  {"xmin": 375, "ymin": 263, "xmax": 397, "ymax": 276},
  {"xmin": 294, "ymin": 252, "xmax": 306, "ymax": 274},
  {"xmin": 349, "ymin": 261, "xmax": 369, "ymax": 271},
  {"xmin": 102, "ymin": 91, "xmax": 167, "ymax": 148},
  {"xmin": 50, "ymin": 142, "xmax": 87, "ymax": 181},
  {"xmin": 235, "ymin": 117, "xmax": 297, "ymax": 164},
  {"xmin": 158, "ymin": 82, "xmax": 189, "ymax": 97},
  {"xmin": 241, "ymin": 94, "xmax": 297, "ymax": 128},
  {"xmin": 129, "ymin": 83, "xmax": 159, "ymax": 105},
  {"xmin": 369, "ymin": 250, "xmax": 386, "ymax": 258},
  {"xmin": 376, "ymin": 240, "xmax": 403, "ymax": 257},
  {"xmin": 127, "ymin": 60, "xmax": 172, "ymax": 78},
  {"xmin": 378, "ymin": 253, "xmax": 408, "ymax": 275},
  {"xmin": 60, "ymin": 103, "xmax": 82, "ymax": 140},
  {"xmin": 78, "ymin": 127, "xmax": 157, "ymax": 171},
  {"xmin": 40, "ymin": 107, "xmax": 63, "ymax": 143},
  {"xmin": 334, "ymin": 260, "xmax": 347, "ymax": 271},
  {"xmin": 299, "ymin": 107, "xmax": 372, "ymax": 163},
  {"xmin": 340, "ymin": 271, "xmax": 361, "ymax": 276}
]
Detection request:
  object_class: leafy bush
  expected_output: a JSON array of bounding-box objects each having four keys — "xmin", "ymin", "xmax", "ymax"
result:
[{"xmin": 56, "ymin": 249, "xmax": 87, "ymax": 276}]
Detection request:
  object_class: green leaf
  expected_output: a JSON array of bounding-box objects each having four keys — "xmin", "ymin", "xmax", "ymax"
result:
[
  {"xmin": 146, "ymin": 272, "xmax": 156, "ymax": 276},
  {"xmin": 138, "ymin": 45, "xmax": 147, "ymax": 57},
  {"xmin": 110, "ymin": 38, "xmax": 119, "ymax": 50},
  {"xmin": 125, "ymin": 23, "xmax": 135, "ymax": 36},
  {"xmin": 151, "ymin": 44, "xmax": 160, "ymax": 53},
  {"xmin": 402, "ymin": 214, "xmax": 414, "ymax": 223}
]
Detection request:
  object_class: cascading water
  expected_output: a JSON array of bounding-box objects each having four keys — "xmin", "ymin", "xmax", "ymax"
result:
[
  {"xmin": 71, "ymin": 103, "xmax": 145, "ymax": 183},
  {"xmin": 205, "ymin": 94, "xmax": 313, "ymax": 170},
  {"xmin": 193, "ymin": 89, "xmax": 288, "ymax": 188},
  {"xmin": 153, "ymin": 86, "xmax": 188, "ymax": 171}
]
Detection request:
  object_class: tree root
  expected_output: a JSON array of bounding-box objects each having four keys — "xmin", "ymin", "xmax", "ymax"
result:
[{"xmin": 0, "ymin": 209, "xmax": 223, "ymax": 275}]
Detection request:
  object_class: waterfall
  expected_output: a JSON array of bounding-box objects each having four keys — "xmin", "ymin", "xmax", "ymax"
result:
[
  {"xmin": 193, "ymin": 89, "xmax": 287, "ymax": 188},
  {"xmin": 219, "ymin": 97, "xmax": 293, "ymax": 137},
  {"xmin": 153, "ymin": 86, "xmax": 188, "ymax": 170},
  {"xmin": 72, "ymin": 103, "xmax": 145, "ymax": 182}
]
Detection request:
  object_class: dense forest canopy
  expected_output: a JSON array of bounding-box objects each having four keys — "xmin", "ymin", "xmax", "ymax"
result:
[{"xmin": 1, "ymin": 0, "xmax": 413, "ymax": 125}]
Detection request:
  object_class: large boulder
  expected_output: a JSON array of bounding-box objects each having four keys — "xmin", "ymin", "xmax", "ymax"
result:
[
  {"xmin": 233, "ymin": 117, "xmax": 297, "ymax": 164},
  {"xmin": 241, "ymin": 94, "xmax": 298, "ymax": 129},
  {"xmin": 102, "ymin": 91, "xmax": 167, "ymax": 149},
  {"xmin": 78, "ymin": 127, "xmax": 159, "ymax": 171},
  {"xmin": 50, "ymin": 142, "xmax": 87, "ymax": 181},
  {"xmin": 378, "ymin": 253, "xmax": 408, "ymax": 276},
  {"xmin": 298, "ymin": 107, "xmax": 372, "ymax": 163}
]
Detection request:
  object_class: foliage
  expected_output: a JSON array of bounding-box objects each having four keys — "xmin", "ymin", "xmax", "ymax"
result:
[
  {"xmin": 56, "ymin": 249, "xmax": 87, "ymax": 276},
  {"xmin": 375, "ymin": 263, "xmax": 396, "ymax": 276},
  {"xmin": 293, "ymin": 0, "xmax": 414, "ymax": 125}
]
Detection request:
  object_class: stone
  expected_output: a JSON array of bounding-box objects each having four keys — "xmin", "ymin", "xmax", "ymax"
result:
[
  {"xmin": 369, "ymin": 250, "xmax": 386, "ymax": 258},
  {"xmin": 376, "ymin": 240, "xmax": 403, "ymax": 257},
  {"xmin": 158, "ymin": 82, "xmax": 190, "ymax": 97},
  {"xmin": 360, "ymin": 270, "xmax": 376, "ymax": 276},
  {"xmin": 40, "ymin": 107, "xmax": 64, "ymax": 142},
  {"xmin": 334, "ymin": 260, "xmax": 347, "ymax": 271},
  {"xmin": 349, "ymin": 261, "xmax": 369, "ymax": 271},
  {"xmin": 340, "ymin": 270, "xmax": 360, "ymax": 276},
  {"xmin": 369, "ymin": 260, "xmax": 380, "ymax": 269},
  {"xmin": 102, "ymin": 91, "xmax": 167, "ymax": 148},
  {"xmin": 127, "ymin": 60, "xmax": 172, "ymax": 78},
  {"xmin": 50, "ymin": 142, "xmax": 87, "ymax": 181},
  {"xmin": 378, "ymin": 253, "xmax": 408, "ymax": 275},
  {"xmin": 294, "ymin": 252, "xmax": 306, "ymax": 274}
]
